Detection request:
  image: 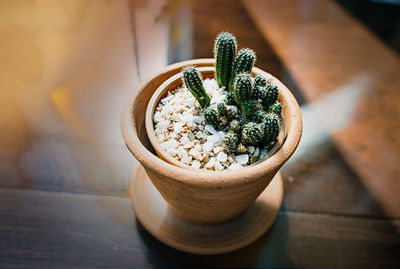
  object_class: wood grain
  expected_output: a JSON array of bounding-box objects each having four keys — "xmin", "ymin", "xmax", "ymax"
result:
[{"xmin": 0, "ymin": 187, "xmax": 398, "ymax": 268}]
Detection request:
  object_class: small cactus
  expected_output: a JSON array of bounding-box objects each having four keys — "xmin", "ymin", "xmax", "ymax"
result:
[
  {"xmin": 226, "ymin": 92, "xmax": 236, "ymax": 105},
  {"xmin": 217, "ymin": 102, "xmax": 228, "ymax": 116},
  {"xmin": 242, "ymin": 122, "xmax": 264, "ymax": 145},
  {"xmin": 229, "ymin": 119, "xmax": 241, "ymax": 133},
  {"xmin": 252, "ymin": 110, "xmax": 268, "ymax": 123},
  {"xmin": 229, "ymin": 48, "xmax": 256, "ymax": 91},
  {"xmin": 183, "ymin": 66, "xmax": 211, "ymax": 108},
  {"xmin": 251, "ymin": 85, "xmax": 266, "ymax": 100},
  {"xmin": 262, "ymin": 83, "xmax": 278, "ymax": 109},
  {"xmin": 262, "ymin": 113, "xmax": 280, "ymax": 143},
  {"xmin": 204, "ymin": 107, "xmax": 219, "ymax": 127},
  {"xmin": 233, "ymin": 73, "xmax": 252, "ymax": 105},
  {"xmin": 214, "ymin": 32, "xmax": 237, "ymax": 88},
  {"xmin": 236, "ymin": 143, "xmax": 247, "ymax": 154},
  {"xmin": 222, "ymin": 131, "xmax": 238, "ymax": 153},
  {"xmin": 268, "ymin": 102, "xmax": 282, "ymax": 115},
  {"xmin": 253, "ymin": 75, "xmax": 266, "ymax": 88},
  {"xmin": 241, "ymin": 100, "xmax": 260, "ymax": 117}
]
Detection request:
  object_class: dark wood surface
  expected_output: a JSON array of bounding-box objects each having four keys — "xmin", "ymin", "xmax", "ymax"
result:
[{"xmin": 0, "ymin": 0, "xmax": 399, "ymax": 268}]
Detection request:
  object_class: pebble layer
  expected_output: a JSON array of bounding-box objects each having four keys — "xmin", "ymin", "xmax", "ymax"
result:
[{"xmin": 153, "ymin": 78, "xmax": 268, "ymax": 171}]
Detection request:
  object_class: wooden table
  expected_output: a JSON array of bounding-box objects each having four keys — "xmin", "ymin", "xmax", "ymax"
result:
[{"xmin": 1, "ymin": 0, "xmax": 399, "ymax": 268}]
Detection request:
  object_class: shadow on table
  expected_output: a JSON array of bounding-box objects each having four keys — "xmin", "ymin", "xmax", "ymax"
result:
[{"xmin": 136, "ymin": 211, "xmax": 292, "ymax": 268}]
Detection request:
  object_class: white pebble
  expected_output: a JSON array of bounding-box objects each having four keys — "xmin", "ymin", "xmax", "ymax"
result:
[
  {"xmin": 161, "ymin": 140, "xmax": 179, "ymax": 150},
  {"xmin": 193, "ymin": 116, "xmax": 203, "ymax": 124},
  {"xmin": 228, "ymin": 163, "xmax": 243, "ymax": 170},
  {"xmin": 254, "ymin": 147, "xmax": 260, "ymax": 157},
  {"xmin": 180, "ymin": 136, "xmax": 190, "ymax": 145},
  {"xmin": 202, "ymin": 142, "xmax": 213, "ymax": 152},
  {"xmin": 167, "ymin": 148, "xmax": 178, "ymax": 157},
  {"xmin": 207, "ymin": 134, "xmax": 221, "ymax": 145},
  {"xmin": 216, "ymin": 152, "xmax": 227, "ymax": 163},
  {"xmin": 194, "ymin": 144, "xmax": 202, "ymax": 151},
  {"xmin": 181, "ymin": 156, "xmax": 192, "ymax": 165},
  {"xmin": 156, "ymin": 120, "xmax": 171, "ymax": 131},
  {"xmin": 187, "ymin": 97, "xmax": 196, "ymax": 107},
  {"xmin": 177, "ymin": 147, "xmax": 189, "ymax": 159},
  {"xmin": 189, "ymin": 148, "xmax": 203, "ymax": 161},
  {"xmin": 183, "ymin": 141, "xmax": 195, "ymax": 149},
  {"xmin": 173, "ymin": 122, "xmax": 183, "ymax": 133},
  {"xmin": 204, "ymin": 124, "xmax": 218, "ymax": 135},
  {"xmin": 206, "ymin": 157, "xmax": 216, "ymax": 169},
  {"xmin": 217, "ymin": 131, "xmax": 225, "ymax": 141},
  {"xmin": 213, "ymin": 146, "xmax": 222, "ymax": 154},
  {"xmin": 191, "ymin": 160, "xmax": 201, "ymax": 169},
  {"xmin": 247, "ymin": 146, "xmax": 255, "ymax": 154},
  {"xmin": 235, "ymin": 154, "xmax": 249, "ymax": 165},
  {"xmin": 154, "ymin": 128, "xmax": 161, "ymax": 136},
  {"xmin": 154, "ymin": 111, "xmax": 163, "ymax": 122},
  {"xmin": 259, "ymin": 149, "xmax": 268, "ymax": 159},
  {"xmin": 214, "ymin": 161, "xmax": 224, "ymax": 171}
]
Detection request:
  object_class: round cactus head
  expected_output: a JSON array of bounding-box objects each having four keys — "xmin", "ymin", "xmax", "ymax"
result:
[
  {"xmin": 242, "ymin": 122, "xmax": 264, "ymax": 145},
  {"xmin": 229, "ymin": 48, "xmax": 256, "ymax": 91},
  {"xmin": 229, "ymin": 119, "xmax": 241, "ymax": 133},
  {"xmin": 252, "ymin": 110, "xmax": 268, "ymax": 123},
  {"xmin": 214, "ymin": 32, "xmax": 237, "ymax": 88},
  {"xmin": 203, "ymin": 107, "xmax": 219, "ymax": 127},
  {"xmin": 253, "ymin": 75, "xmax": 267, "ymax": 88},
  {"xmin": 222, "ymin": 131, "xmax": 239, "ymax": 153},
  {"xmin": 268, "ymin": 102, "xmax": 282, "ymax": 115},
  {"xmin": 217, "ymin": 102, "xmax": 228, "ymax": 116}
]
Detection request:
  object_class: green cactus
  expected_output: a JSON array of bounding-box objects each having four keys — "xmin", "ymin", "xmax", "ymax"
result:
[
  {"xmin": 214, "ymin": 32, "xmax": 237, "ymax": 88},
  {"xmin": 233, "ymin": 73, "xmax": 252, "ymax": 105},
  {"xmin": 240, "ymin": 100, "xmax": 260, "ymax": 117},
  {"xmin": 262, "ymin": 113, "xmax": 280, "ymax": 143},
  {"xmin": 254, "ymin": 75, "xmax": 266, "ymax": 88},
  {"xmin": 229, "ymin": 48, "xmax": 256, "ymax": 92},
  {"xmin": 262, "ymin": 83, "xmax": 278, "ymax": 109},
  {"xmin": 182, "ymin": 66, "xmax": 211, "ymax": 108},
  {"xmin": 226, "ymin": 92, "xmax": 236, "ymax": 105},
  {"xmin": 229, "ymin": 119, "xmax": 241, "ymax": 133},
  {"xmin": 251, "ymin": 85, "xmax": 266, "ymax": 100},
  {"xmin": 252, "ymin": 110, "xmax": 268, "ymax": 123},
  {"xmin": 242, "ymin": 122, "xmax": 264, "ymax": 145},
  {"xmin": 222, "ymin": 131, "xmax": 238, "ymax": 153},
  {"xmin": 268, "ymin": 102, "xmax": 282, "ymax": 115},
  {"xmin": 204, "ymin": 107, "xmax": 219, "ymax": 127},
  {"xmin": 217, "ymin": 102, "xmax": 228, "ymax": 116},
  {"xmin": 239, "ymin": 114, "xmax": 250, "ymax": 125}
]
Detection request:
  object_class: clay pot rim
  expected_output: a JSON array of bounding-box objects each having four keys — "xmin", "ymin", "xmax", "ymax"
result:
[{"xmin": 121, "ymin": 58, "xmax": 302, "ymax": 187}]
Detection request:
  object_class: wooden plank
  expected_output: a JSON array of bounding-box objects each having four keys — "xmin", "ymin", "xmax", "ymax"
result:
[
  {"xmin": 0, "ymin": 188, "xmax": 399, "ymax": 268},
  {"xmin": 242, "ymin": 0, "xmax": 400, "ymax": 218}
]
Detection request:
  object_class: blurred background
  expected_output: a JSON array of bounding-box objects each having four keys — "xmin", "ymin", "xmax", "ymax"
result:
[{"xmin": 0, "ymin": 0, "xmax": 399, "ymax": 268}]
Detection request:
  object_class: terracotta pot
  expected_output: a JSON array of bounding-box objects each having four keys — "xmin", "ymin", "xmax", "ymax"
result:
[{"xmin": 121, "ymin": 58, "xmax": 302, "ymax": 224}]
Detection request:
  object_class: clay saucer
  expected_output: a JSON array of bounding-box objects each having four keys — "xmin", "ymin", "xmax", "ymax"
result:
[{"xmin": 129, "ymin": 164, "xmax": 283, "ymax": 255}]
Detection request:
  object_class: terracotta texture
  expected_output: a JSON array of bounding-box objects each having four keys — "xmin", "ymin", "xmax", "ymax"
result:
[{"xmin": 121, "ymin": 59, "xmax": 302, "ymax": 224}]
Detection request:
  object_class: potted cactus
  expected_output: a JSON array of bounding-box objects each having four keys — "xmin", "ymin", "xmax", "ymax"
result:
[
  {"xmin": 146, "ymin": 33, "xmax": 285, "ymax": 171},
  {"xmin": 121, "ymin": 32, "xmax": 302, "ymax": 237}
]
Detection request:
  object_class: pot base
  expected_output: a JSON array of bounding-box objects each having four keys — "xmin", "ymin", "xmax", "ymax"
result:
[{"xmin": 129, "ymin": 164, "xmax": 283, "ymax": 255}]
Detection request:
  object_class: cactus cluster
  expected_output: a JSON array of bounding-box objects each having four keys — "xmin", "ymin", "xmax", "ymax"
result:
[{"xmin": 182, "ymin": 32, "xmax": 283, "ymax": 159}]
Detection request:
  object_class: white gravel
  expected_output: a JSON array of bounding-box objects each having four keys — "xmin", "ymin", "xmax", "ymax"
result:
[{"xmin": 153, "ymin": 78, "xmax": 269, "ymax": 171}]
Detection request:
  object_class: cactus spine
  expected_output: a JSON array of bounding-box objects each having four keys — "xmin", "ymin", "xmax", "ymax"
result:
[
  {"xmin": 182, "ymin": 66, "xmax": 211, "ymax": 108},
  {"xmin": 214, "ymin": 32, "xmax": 237, "ymax": 88},
  {"xmin": 222, "ymin": 131, "xmax": 239, "ymax": 153},
  {"xmin": 229, "ymin": 48, "xmax": 256, "ymax": 92}
]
